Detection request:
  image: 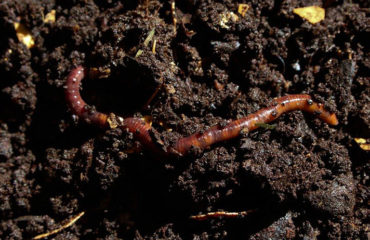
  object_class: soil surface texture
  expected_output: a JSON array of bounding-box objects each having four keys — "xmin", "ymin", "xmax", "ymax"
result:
[{"xmin": 0, "ymin": 0, "xmax": 369, "ymax": 239}]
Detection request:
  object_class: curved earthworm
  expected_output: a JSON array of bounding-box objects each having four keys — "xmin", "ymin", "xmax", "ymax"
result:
[
  {"xmin": 65, "ymin": 66, "xmax": 338, "ymax": 156},
  {"xmin": 65, "ymin": 66, "xmax": 109, "ymax": 127},
  {"xmin": 64, "ymin": 66, "xmax": 160, "ymax": 154}
]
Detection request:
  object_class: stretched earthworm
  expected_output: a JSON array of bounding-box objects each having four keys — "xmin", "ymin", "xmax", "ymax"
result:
[{"xmin": 65, "ymin": 66, "xmax": 338, "ymax": 156}]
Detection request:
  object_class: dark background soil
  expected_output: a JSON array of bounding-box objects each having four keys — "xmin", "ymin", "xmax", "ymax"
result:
[{"xmin": 0, "ymin": 0, "xmax": 369, "ymax": 239}]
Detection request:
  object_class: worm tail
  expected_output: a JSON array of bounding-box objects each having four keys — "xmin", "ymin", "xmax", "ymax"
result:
[{"xmin": 172, "ymin": 94, "xmax": 338, "ymax": 154}]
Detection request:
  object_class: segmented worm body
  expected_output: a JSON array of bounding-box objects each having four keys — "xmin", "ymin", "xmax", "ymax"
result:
[
  {"xmin": 65, "ymin": 66, "xmax": 160, "ymax": 153},
  {"xmin": 172, "ymin": 94, "xmax": 338, "ymax": 154},
  {"xmin": 65, "ymin": 66, "xmax": 108, "ymax": 127},
  {"xmin": 65, "ymin": 66, "xmax": 338, "ymax": 156}
]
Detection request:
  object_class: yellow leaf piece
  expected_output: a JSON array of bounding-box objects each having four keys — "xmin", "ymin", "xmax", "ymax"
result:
[
  {"xmin": 354, "ymin": 138, "xmax": 366, "ymax": 144},
  {"xmin": 107, "ymin": 116, "xmax": 118, "ymax": 129},
  {"xmin": 354, "ymin": 138, "xmax": 370, "ymax": 151},
  {"xmin": 135, "ymin": 49, "xmax": 143, "ymax": 58},
  {"xmin": 219, "ymin": 11, "xmax": 239, "ymax": 29},
  {"xmin": 238, "ymin": 4, "xmax": 250, "ymax": 17},
  {"xmin": 360, "ymin": 144, "xmax": 370, "ymax": 151},
  {"xmin": 143, "ymin": 28, "xmax": 155, "ymax": 47},
  {"xmin": 44, "ymin": 10, "xmax": 56, "ymax": 23},
  {"xmin": 293, "ymin": 6, "xmax": 325, "ymax": 24},
  {"xmin": 14, "ymin": 22, "xmax": 35, "ymax": 48}
]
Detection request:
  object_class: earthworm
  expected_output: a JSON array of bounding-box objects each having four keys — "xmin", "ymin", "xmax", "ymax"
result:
[
  {"xmin": 65, "ymin": 66, "xmax": 109, "ymax": 127},
  {"xmin": 64, "ymin": 66, "xmax": 160, "ymax": 154},
  {"xmin": 65, "ymin": 66, "xmax": 338, "ymax": 156}
]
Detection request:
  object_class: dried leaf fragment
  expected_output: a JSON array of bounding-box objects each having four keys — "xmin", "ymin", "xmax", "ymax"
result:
[
  {"xmin": 44, "ymin": 10, "xmax": 56, "ymax": 23},
  {"xmin": 219, "ymin": 11, "xmax": 239, "ymax": 29},
  {"xmin": 107, "ymin": 113, "xmax": 119, "ymax": 129},
  {"xmin": 135, "ymin": 49, "xmax": 143, "ymax": 58},
  {"xmin": 354, "ymin": 138, "xmax": 370, "ymax": 151},
  {"xmin": 238, "ymin": 4, "xmax": 250, "ymax": 17},
  {"xmin": 14, "ymin": 22, "xmax": 35, "ymax": 48},
  {"xmin": 293, "ymin": 6, "xmax": 325, "ymax": 24},
  {"xmin": 143, "ymin": 28, "xmax": 155, "ymax": 47}
]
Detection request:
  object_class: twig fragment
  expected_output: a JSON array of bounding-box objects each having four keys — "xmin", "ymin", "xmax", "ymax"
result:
[{"xmin": 33, "ymin": 211, "xmax": 85, "ymax": 240}]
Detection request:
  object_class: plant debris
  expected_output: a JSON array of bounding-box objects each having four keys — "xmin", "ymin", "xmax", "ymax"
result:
[
  {"xmin": 238, "ymin": 4, "xmax": 250, "ymax": 17},
  {"xmin": 14, "ymin": 22, "xmax": 35, "ymax": 48},
  {"xmin": 0, "ymin": 1, "xmax": 368, "ymax": 239},
  {"xmin": 33, "ymin": 212, "xmax": 85, "ymax": 240},
  {"xmin": 43, "ymin": 10, "xmax": 56, "ymax": 24},
  {"xmin": 354, "ymin": 138, "xmax": 370, "ymax": 151},
  {"xmin": 293, "ymin": 6, "xmax": 325, "ymax": 24}
]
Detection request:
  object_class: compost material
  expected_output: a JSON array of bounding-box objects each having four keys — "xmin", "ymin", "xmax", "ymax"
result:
[{"xmin": 0, "ymin": 0, "xmax": 368, "ymax": 239}]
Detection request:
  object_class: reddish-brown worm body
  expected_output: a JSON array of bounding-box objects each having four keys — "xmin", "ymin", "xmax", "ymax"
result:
[{"xmin": 65, "ymin": 66, "xmax": 338, "ymax": 156}]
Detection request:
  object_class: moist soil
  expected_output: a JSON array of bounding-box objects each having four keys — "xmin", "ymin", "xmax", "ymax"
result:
[{"xmin": 0, "ymin": 0, "xmax": 369, "ymax": 239}]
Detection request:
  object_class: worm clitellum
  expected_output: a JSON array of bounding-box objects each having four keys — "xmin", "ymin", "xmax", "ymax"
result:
[{"xmin": 65, "ymin": 66, "xmax": 338, "ymax": 156}]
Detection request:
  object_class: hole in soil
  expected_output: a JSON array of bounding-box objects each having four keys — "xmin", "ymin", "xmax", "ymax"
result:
[{"xmin": 82, "ymin": 58, "xmax": 161, "ymax": 116}]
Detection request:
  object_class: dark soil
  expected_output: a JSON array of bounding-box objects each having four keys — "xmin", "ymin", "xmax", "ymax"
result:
[{"xmin": 0, "ymin": 0, "xmax": 369, "ymax": 239}]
